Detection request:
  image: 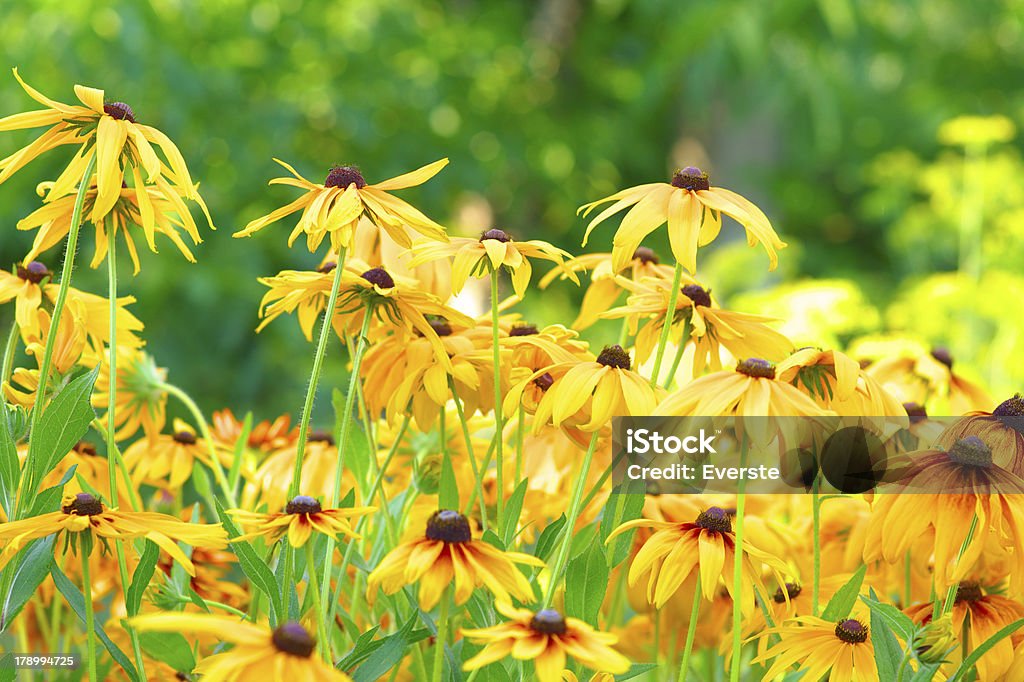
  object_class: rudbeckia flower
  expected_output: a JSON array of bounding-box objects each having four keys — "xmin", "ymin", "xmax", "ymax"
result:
[
  {"xmin": 254, "ymin": 256, "xmax": 343, "ymax": 341},
  {"xmin": 0, "ymin": 69, "xmax": 205, "ymax": 223},
  {"xmin": 408, "ymin": 228, "xmax": 578, "ymax": 299},
  {"xmin": 578, "ymin": 165, "xmax": 786, "ymax": 273},
  {"xmin": 0, "ymin": 493, "xmax": 227, "ymax": 575},
  {"xmin": 905, "ymin": 582, "xmax": 1024, "ymax": 680},
  {"xmin": 937, "ymin": 394, "xmax": 1024, "ymax": 474},
  {"xmin": 241, "ymin": 432, "xmax": 358, "ymax": 512},
  {"xmin": 867, "ymin": 346, "xmax": 992, "ymax": 415},
  {"xmin": 228, "ymin": 495, "xmax": 374, "ymax": 548},
  {"xmin": 352, "ymin": 216, "xmax": 453, "ymax": 301},
  {"xmin": 129, "ymin": 614, "xmax": 351, "ymax": 681},
  {"xmin": 367, "ymin": 509, "xmax": 543, "ymax": 610},
  {"xmin": 123, "ymin": 419, "xmax": 227, "ymax": 490},
  {"xmin": 91, "ymin": 347, "xmax": 168, "ymax": 441},
  {"xmin": 18, "ymin": 178, "xmax": 210, "ymax": 274},
  {"xmin": 29, "ymin": 440, "xmax": 134, "ymax": 509},
  {"xmin": 211, "ymin": 408, "xmax": 297, "ymax": 456},
  {"xmin": 776, "ymin": 347, "xmax": 905, "ymax": 416},
  {"xmin": 3, "ymin": 309, "xmax": 87, "ymax": 408},
  {"xmin": 462, "ymin": 601, "xmax": 630, "ymax": 682},
  {"xmin": 607, "ymin": 507, "xmax": 787, "ymax": 611},
  {"xmin": 234, "ymin": 158, "xmax": 449, "ymax": 253},
  {"xmin": 752, "ymin": 616, "xmax": 878, "ymax": 681}
]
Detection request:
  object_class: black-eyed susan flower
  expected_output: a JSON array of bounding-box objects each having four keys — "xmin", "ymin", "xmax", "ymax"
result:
[
  {"xmin": 867, "ymin": 346, "xmax": 992, "ymax": 415},
  {"xmin": 0, "ymin": 493, "xmax": 226, "ymax": 575},
  {"xmin": 905, "ymin": 582, "xmax": 1024, "ymax": 680},
  {"xmin": 776, "ymin": 347, "xmax": 905, "ymax": 415},
  {"xmin": 91, "ymin": 346, "xmax": 168, "ymax": 441},
  {"xmin": 408, "ymin": 228, "xmax": 578, "ymax": 299},
  {"xmin": 3, "ymin": 309, "xmax": 87, "ymax": 408},
  {"xmin": 211, "ymin": 408, "xmax": 297, "ymax": 456},
  {"xmin": 937, "ymin": 394, "xmax": 1024, "ymax": 474},
  {"xmin": 234, "ymin": 158, "xmax": 449, "ymax": 253},
  {"xmin": 579, "ymin": 165, "xmax": 786, "ymax": 273},
  {"xmin": 129, "ymin": 614, "xmax": 351, "ymax": 681},
  {"xmin": 255, "ymin": 255, "xmax": 346, "ymax": 341},
  {"xmin": 352, "ymin": 215, "xmax": 453, "ymax": 301},
  {"xmin": 864, "ymin": 436, "xmax": 1024, "ymax": 593},
  {"xmin": 241, "ymin": 432, "xmax": 358, "ymax": 512},
  {"xmin": 122, "ymin": 419, "xmax": 226, "ymax": 490},
  {"xmin": 752, "ymin": 616, "xmax": 878, "ymax": 682},
  {"xmin": 228, "ymin": 495, "xmax": 374, "ymax": 548},
  {"xmin": 0, "ymin": 69, "xmax": 205, "ymax": 223},
  {"xmin": 607, "ymin": 507, "xmax": 787, "ymax": 612},
  {"xmin": 367, "ymin": 509, "xmax": 543, "ymax": 610},
  {"xmin": 462, "ymin": 601, "xmax": 630, "ymax": 682},
  {"xmin": 18, "ymin": 179, "xmax": 209, "ymax": 274}
]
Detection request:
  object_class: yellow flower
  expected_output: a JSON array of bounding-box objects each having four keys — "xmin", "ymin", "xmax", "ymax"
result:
[
  {"xmin": 2, "ymin": 308, "xmax": 87, "ymax": 408},
  {"xmin": 935, "ymin": 394, "xmax": 1024, "ymax": 474},
  {"xmin": 352, "ymin": 215, "xmax": 453, "ymax": 301},
  {"xmin": 462, "ymin": 601, "xmax": 630, "ymax": 682},
  {"xmin": 228, "ymin": 495, "xmax": 374, "ymax": 548},
  {"xmin": 255, "ymin": 257, "xmax": 343, "ymax": 341},
  {"xmin": 408, "ymin": 228, "xmax": 578, "ymax": 299},
  {"xmin": 234, "ymin": 158, "xmax": 449, "ymax": 253},
  {"xmin": 211, "ymin": 408, "xmax": 298, "ymax": 456},
  {"xmin": 578, "ymin": 165, "xmax": 786, "ymax": 273},
  {"xmin": 18, "ymin": 179, "xmax": 210, "ymax": 274},
  {"xmin": 752, "ymin": 616, "xmax": 878, "ymax": 682},
  {"xmin": 122, "ymin": 419, "xmax": 225, "ymax": 490},
  {"xmin": 607, "ymin": 506, "xmax": 787, "ymax": 612},
  {"xmin": 129, "ymin": 614, "xmax": 352, "ymax": 681},
  {"xmin": 938, "ymin": 115, "xmax": 1016, "ymax": 147},
  {"xmin": 241, "ymin": 432, "xmax": 358, "ymax": 512},
  {"xmin": 0, "ymin": 69, "xmax": 205, "ymax": 223},
  {"xmin": 91, "ymin": 347, "xmax": 168, "ymax": 441},
  {"xmin": 367, "ymin": 509, "xmax": 543, "ymax": 610},
  {"xmin": 0, "ymin": 493, "xmax": 226, "ymax": 575},
  {"xmin": 776, "ymin": 347, "xmax": 905, "ymax": 416},
  {"xmin": 866, "ymin": 346, "xmax": 992, "ymax": 415}
]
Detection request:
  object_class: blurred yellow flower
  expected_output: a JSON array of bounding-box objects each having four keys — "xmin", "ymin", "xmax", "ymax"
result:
[{"xmin": 939, "ymin": 115, "xmax": 1016, "ymax": 147}]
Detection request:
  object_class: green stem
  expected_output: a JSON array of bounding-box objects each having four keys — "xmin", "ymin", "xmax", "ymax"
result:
[
  {"xmin": 729, "ymin": 441, "xmax": 748, "ymax": 682},
  {"xmin": 106, "ymin": 221, "xmax": 119, "ymax": 508},
  {"xmin": 318, "ymin": 306, "xmax": 373, "ymax": 622},
  {"xmin": 282, "ymin": 544, "xmax": 294, "ymax": 617},
  {"xmin": 515, "ymin": 403, "xmax": 525, "ymax": 487},
  {"xmin": 88, "ymin": 419, "xmax": 142, "ymax": 511},
  {"xmin": 450, "ymin": 378, "xmax": 489, "ymax": 530},
  {"xmin": 431, "ymin": 587, "xmax": 451, "ymax": 682},
  {"xmin": 114, "ymin": 543, "xmax": 147, "ymax": 679},
  {"xmin": 1, "ymin": 320, "xmax": 17, "ymax": 385},
  {"xmin": 158, "ymin": 383, "xmax": 237, "ymax": 508},
  {"xmin": 19, "ymin": 153, "xmax": 96, "ymax": 519},
  {"xmin": 677, "ymin": 570, "xmax": 702, "ymax": 682},
  {"xmin": 288, "ymin": 247, "xmax": 347, "ymax": 498},
  {"xmin": 304, "ymin": 541, "xmax": 330, "ymax": 662},
  {"xmin": 543, "ymin": 431, "xmax": 600, "ymax": 607},
  {"xmin": 81, "ymin": 537, "xmax": 98, "ymax": 682},
  {"xmin": 662, "ymin": 318, "xmax": 690, "ymax": 390},
  {"xmin": 490, "ymin": 268, "xmax": 505, "ymax": 531},
  {"xmin": 649, "ymin": 262, "xmax": 683, "ymax": 387},
  {"xmin": 812, "ymin": 474, "xmax": 821, "ymax": 617},
  {"xmin": 941, "ymin": 514, "xmax": 979, "ymax": 617}
]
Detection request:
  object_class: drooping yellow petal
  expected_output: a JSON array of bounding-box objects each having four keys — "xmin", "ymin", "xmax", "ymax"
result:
[
  {"xmin": 92, "ymin": 116, "xmax": 129, "ymax": 220},
  {"xmin": 371, "ymin": 157, "xmax": 449, "ymax": 190}
]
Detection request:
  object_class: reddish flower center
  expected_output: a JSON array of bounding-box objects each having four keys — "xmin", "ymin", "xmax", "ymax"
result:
[
  {"xmin": 671, "ymin": 166, "xmax": 710, "ymax": 191},
  {"xmin": 681, "ymin": 284, "xmax": 711, "ymax": 308},
  {"xmin": 425, "ymin": 509, "xmax": 472, "ymax": 543},
  {"xmin": 173, "ymin": 430, "xmax": 197, "ymax": 445},
  {"xmin": 993, "ymin": 394, "xmax": 1024, "ymax": 418},
  {"xmin": 16, "ymin": 261, "xmax": 50, "ymax": 284},
  {"xmin": 632, "ymin": 247, "xmax": 659, "ymax": 264},
  {"xmin": 103, "ymin": 101, "xmax": 136, "ymax": 123},
  {"xmin": 931, "ymin": 347, "xmax": 954, "ymax": 369},
  {"xmin": 285, "ymin": 495, "xmax": 322, "ymax": 515},
  {"xmin": 309, "ymin": 431, "xmax": 335, "ymax": 445},
  {"xmin": 361, "ymin": 267, "xmax": 395, "ymax": 289},
  {"xmin": 530, "ymin": 609, "xmax": 568, "ymax": 635},
  {"xmin": 318, "ymin": 261, "xmax": 337, "ymax": 274},
  {"xmin": 324, "ymin": 165, "xmax": 366, "ymax": 189},
  {"xmin": 596, "ymin": 344, "xmax": 631, "ymax": 370},
  {"xmin": 737, "ymin": 358, "xmax": 776, "ymax": 379},
  {"xmin": 903, "ymin": 402, "xmax": 928, "ymax": 420},
  {"xmin": 62, "ymin": 493, "xmax": 103, "ymax": 516},
  {"xmin": 773, "ymin": 582, "xmax": 802, "ymax": 603},
  {"xmin": 74, "ymin": 441, "xmax": 98, "ymax": 457},
  {"xmin": 428, "ymin": 318, "xmax": 453, "ymax": 337},
  {"xmin": 834, "ymin": 619, "xmax": 868, "ymax": 644},
  {"xmin": 955, "ymin": 582, "xmax": 983, "ymax": 603},
  {"xmin": 695, "ymin": 507, "xmax": 732, "ymax": 533},
  {"xmin": 271, "ymin": 622, "xmax": 316, "ymax": 657},
  {"xmin": 947, "ymin": 436, "xmax": 992, "ymax": 468},
  {"xmin": 533, "ymin": 372, "xmax": 554, "ymax": 391},
  {"xmin": 509, "ymin": 323, "xmax": 538, "ymax": 337},
  {"xmin": 480, "ymin": 229, "xmax": 511, "ymax": 243}
]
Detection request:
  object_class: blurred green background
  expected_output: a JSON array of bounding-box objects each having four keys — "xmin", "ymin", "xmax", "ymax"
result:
[{"xmin": 2, "ymin": 0, "xmax": 1024, "ymax": 422}]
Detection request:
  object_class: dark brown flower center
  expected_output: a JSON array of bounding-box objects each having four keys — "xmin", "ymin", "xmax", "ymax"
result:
[
  {"xmin": 993, "ymin": 394, "xmax": 1024, "ymax": 418},
  {"xmin": 632, "ymin": 247, "xmax": 659, "ymax": 264},
  {"xmin": 285, "ymin": 495, "xmax": 322, "ymax": 515},
  {"xmin": 596, "ymin": 344, "xmax": 631, "ymax": 370},
  {"xmin": 509, "ymin": 323, "xmax": 538, "ymax": 337},
  {"xmin": 533, "ymin": 372, "xmax": 554, "ymax": 391},
  {"xmin": 62, "ymin": 493, "xmax": 103, "ymax": 516},
  {"xmin": 681, "ymin": 284, "xmax": 711, "ymax": 309},
  {"xmin": 16, "ymin": 261, "xmax": 50, "ymax": 284},
  {"xmin": 948, "ymin": 436, "xmax": 992, "ymax": 467},
  {"xmin": 271, "ymin": 622, "xmax": 316, "ymax": 657},
  {"xmin": 428, "ymin": 318, "xmax": 453, "ymax": 336},
  {"xmin": 480, "ymin": 229, "xmax": 511, "ymax": 243},
  {"xmin": 361, "ymin": 267, "xmax": 395, "ymax": 289},
  {"xmin": 931, "ymin": 347, "xmax": 954, "ymax": 369},
  {"xmin": 324, "ymin": 165, "xmax": 366, "ymax": 189},
  {"xmin": 695, "ymin": 507, "xmax": 732, "ymax": 533},
  {"xmin": 955, "ymin": 582, "xmax": 983, "ymax": 603},
  {"xmin": 737, "ymin": 358, "xmax": 776, "ymax": 379},
  {"xmin": 834, "ymin": 619, "xmax": 868, "ymax": 644},
  {"xmin": 103, "ymin": 101, "xmax": 136, "ymax": 123},
  {"xmin": 74, "ymin": 441, "xmax": 98, "ymax": 457},
  {"xmin": 529, "ymin": 609, "xmax": 567, "ymax": 635},
  {"xmin": 671, "ymin": 166, "xmax": 710, "ymax": 192},
  {"xmin": 318, "ymin": 261, "xmax": 337, "ymax": 274},
  {"xmin": 904, "ymin": 402, "xmax": 928, "ymax": 420},
  {"xmin": 309, "ymin": 431, "xmax": 335, "ymax": 445},
  {"xmin": 173, "ymin": 430, "xmax": 197, "ymax": 445},
  {"xmin": 773, "ymin": 582, "xmax": 802, "ymax": 603},
  {"xmin": 425, "ymin": 509, "xmax": 472, "ymax": 543}
]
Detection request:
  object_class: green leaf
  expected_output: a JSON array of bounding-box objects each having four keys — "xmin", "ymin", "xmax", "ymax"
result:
[
  {"xmin": 862, "ymin": 590, "xmax": 916, "ymax": 642},
  {"xmin": 334, "ymin": 389, "xmax": 372, "ymax": 492},
  {"xmin": 599, "ymin": 484, "xmax": 646, "ymax": 567},
  {"xmin": 353, "ymin": 616, "xmax": 429, "ymax": 682},
  {"xmin": 534, "ymin": 515, "xmax": 566, "ymax": 562},
  {"xmin": 191, "ymin": 460, "xmax": 212, "ymax": 501},
  {"xmin": 336, "ymin": 624, "xmax": 382, "ymax": 670},
  {"xmin": 0, "ymin": 404, "xmax": 19, "ymax": 518},
  {"xmin": 439, "ymin": 451, "xmax": 459, "ymax": 510},
  {"xmin": 0, "ymin": 654, "xmax": 13, "ymax": 682},
  {"xmin": 26, "ymin": 367, "xmax": 98, "ymax": 493},
  {"xmin": 51, "ymin": 562, "xmax": 139, "ymax": 681},
  {"xmin": 228, "ymin": 411, "xmax": 252, "ymax": 490},
  {"xmin": 564, "ymin": 536, "xmax": 609, "ymax": 626},
  {"xmin": 127, "ymin": 540, "xmax": 160, "ymax": 615},
  {"xmin": 139, "ymin": 631, "xmax": 196, "ymax": 673},
  {"xmin": 820, "ymin": 564, "xmax": 867, "ymax": 621},
  {"xmin": 0, "ymin": 536, "xmax": 55, "ymax": 631},
  {"xmin": 950, "ymin": 617, "xmax": 1024, "ymax": 682},
  {"xmin": 215, "ymin": 497, "xmax": 283, "ymax": 624},
  {"xmin": 27, "ymin": 464, "xmax": 78, "ymax": 518},
  {"xmin": 870, "ymin": 602, "xmax": 906, "ymax": 680},
  {"xmin": 910, "ymin": 661, "xmax": 944, "ymax": 681},
  {"xmin": 501, "ymin": 479, "xmax": 528, "ymax": 547},
  {"xmin": 616, "ymin": 663, "xmax": 660, "ymax": 680}
]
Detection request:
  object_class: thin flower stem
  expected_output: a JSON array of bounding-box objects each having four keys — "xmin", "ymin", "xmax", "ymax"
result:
[
  {"xmin": 431, "ymin": 587, "xmax": 451, "ymax": 682},
  {"xmin": 158, "ymin": 382, "xmax": 237, "ymax": 508},
  {"xmin": 19, "ymin": 153, "xmax": 96, "ymax": 520},
  {"xmin": 662, "ymin": 318, "xmax": 691, "ymax": 390},
  {"xmin": 113, "ymin": 543, "xmax": 147, "ymax": 679},
  {"xmin": 1, "ymin": 320, "xmax": 17, "ymax": 385},
  {"xmin": 304, "ymin": 541, "xmax": 330, "ymax": 662},
  {"xmin": 812, "ymin": 474, "xmax": 821, "ymax": 617},
  {"xmin": 81, "ymin": 537, "xmax": 98, "ymax": 682},
  {"xmin": 173, "ymin": 597, "xmax": 248, "ymax": 618},
  {"xmin": 515, "ymin": 402, "xmax": 525, "ymax": 487},
  {"xmin": 941, "ymin": 514, "xmax": 979, "ymax": 617},
  {"xmin": 677, "ymin": 569, "xmax": 702, "ymax": 682},
  {"xmin": 729, "ymin": 439, "xmax": 749, "ymax": 682},
  {"xmin": 282, "ymin": 544, "xmax": 294, "ymax": 616},
  {"xmin": 106, "ymin": 223, "xmax": 119, "ymax": 508},
  {"xmin": 289, "ymin": 247, "xmax": 348, "ymax": 498},
  {"xmin": 490, "ymin": 268, "xmax": 505, "ymax": 531},
  {"xmin": 87, "ymin": 418, "xmax": 142, "ymax": 511},
  {"xmin": 649, "ymin": 262, "xmax": 684, "ymax": 387},
  {"xmin": 318, "ymin": 306, "xmax": 373, "ymax": 624},
  {"xmin": 449, "ymin": 378, "xmax": 489, "ymax": 531},
  {"xmin": 543, "ymin": 430, "xmax": 600, "ymax": 607}
]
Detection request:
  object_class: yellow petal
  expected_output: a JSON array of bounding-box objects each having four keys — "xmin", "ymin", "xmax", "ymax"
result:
[{"xmin": 371, "ymin": 158, "xmax": 449, "ymax": 190}]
